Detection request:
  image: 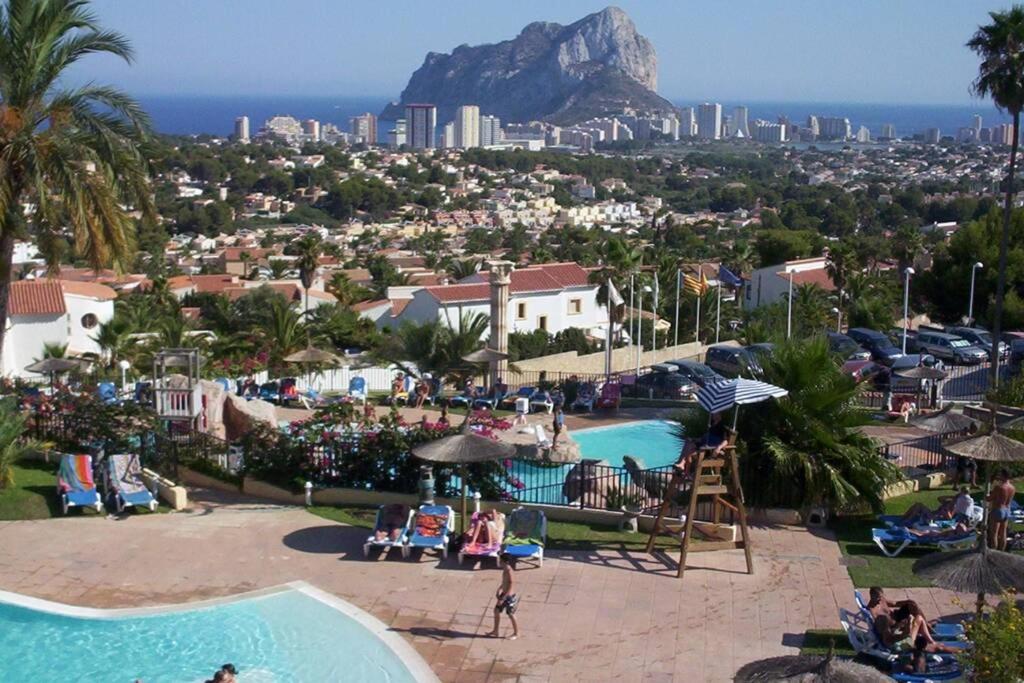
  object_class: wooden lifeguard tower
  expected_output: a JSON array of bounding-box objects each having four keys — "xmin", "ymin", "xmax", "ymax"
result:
[
  {"xmin": 152, "ymin": 349, "xmax": 204, "ymax": 432},
  {"xmin": 645, "ymin": 436, "xmax": 754, "ymax": 579}
]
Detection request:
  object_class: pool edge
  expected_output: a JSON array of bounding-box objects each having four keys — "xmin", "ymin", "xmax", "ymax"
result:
[{"xmin": 0, "ymin": 581, "xmax": 441, "ymax": 683}]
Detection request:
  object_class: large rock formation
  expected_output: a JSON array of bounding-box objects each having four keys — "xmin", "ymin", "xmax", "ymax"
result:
[{"xmin": 381, "ymin": 6, "xmax": 675, "ymax": 125}]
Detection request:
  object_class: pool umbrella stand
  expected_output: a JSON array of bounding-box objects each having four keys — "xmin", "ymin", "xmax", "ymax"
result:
[
  {"xmin": 24, "ymin": 357, "xmax": 89, "ymax": 391},
  {"xmin": 733, "ymin": 647, "xmax": 890, "ymax": 682},
  {"xmin": 913, "ymin": 540, "xmax": 1024, "ymax": 615},
  {"xmin": 411, "ymin": 415, "xmax": 516, "ymax": 537},
  {"xmin": 909, "ymin": 405, "xmax": 978, "ymax": 435},
  {"xmin": 283, "ymin": 347, "xmax": 343, "ymax": 366},
  {"xmin": 697, "ymin": 378, "xmax": 789, "ymax": 430}
]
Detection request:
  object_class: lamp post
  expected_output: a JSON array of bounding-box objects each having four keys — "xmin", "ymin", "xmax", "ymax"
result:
[
  {"xmin": 831, "ymin": 306, "xmax": 841, "ymax": 332},
  {"xmin": 118, "ymin": 359, "xmax": 131, "ymax": 396},
  {"xmin": 968, "ymin": 261, "xmax": 983, "ymax": 325},
  {"xmin": 786, "ymin": 271, "xmax": 795, "ymax": 339},
  {"xmin": 902, "ymin": 267, "xmax": 915, "ymax": 354},
  {"xmin": 635, "ymin": 284, "xmax": 643, "ymax": 378}
]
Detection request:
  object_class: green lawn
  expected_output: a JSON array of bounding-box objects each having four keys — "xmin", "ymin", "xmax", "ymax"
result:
[
  {"xmin": 833, "ymin": 484, "xmax": 1021, "ymax": 588},
  {"xmin": 0, "ymin": 458, "xmax": 165, "ymax": 520},
  {"xmin": 307, "ymin": 504, "xmax": 679, "ymax": 552},
  {"xmin": 799, "ymin": 629, "xmax": 856, "ymax": 656}
]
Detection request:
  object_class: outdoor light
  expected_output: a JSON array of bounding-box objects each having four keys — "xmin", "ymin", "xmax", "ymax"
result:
[
  {"xmin": 831, "ymin": 306, "xmax": 841, "ymax": 332},
  {"xmin": 969, "ymin": 262, "xmax": 984, "ymax": 324},
  {"xmin": 902, "ymin": 267, "xmax": 915, "ymax": 353}
]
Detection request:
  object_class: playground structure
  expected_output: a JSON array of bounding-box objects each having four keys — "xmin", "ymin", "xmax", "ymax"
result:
[{"xmin": 152, "ymin": 349, "xmax": 204, "ymax": 431}]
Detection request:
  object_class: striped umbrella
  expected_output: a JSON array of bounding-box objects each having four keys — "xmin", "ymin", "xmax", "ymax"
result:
[{"xmin": 697, "ymin": 378, "xmax": 788, "ymax": 429}]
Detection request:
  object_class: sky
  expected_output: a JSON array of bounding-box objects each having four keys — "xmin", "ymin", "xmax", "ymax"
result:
[{"xmin": 75, "ymin": 0, "xmax": 1004, "ymax": 105}]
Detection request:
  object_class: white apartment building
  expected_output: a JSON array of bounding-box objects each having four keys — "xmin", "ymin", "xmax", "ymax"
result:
[
  {"xmin": 405, "ymin": 104, "xmax": 436, "ymax": 150},
  {"xmin": 480, "ymin": 115, "xmax": 502, "ymax": 146},
  {"xmin": 392, "ymin": 263, "xmax": 608, "ymax": 340},
  {"xmin": 743, "ymin": 256, "xmax": 834, "ymax": 310},
  {"xmin": 454, "ymin": 105, "xmax": 480, "ymax": 148},
  {"xmin": 732, "ymin": 106, "xmax": 750, "ymax": 138},
  {"xmin": 697, "ymin": 103, "xmax": 722, "ymax": 140},
  {"xmin": 234, "ymin": 116, "xmax": 250, "ymax": 143},
  {"xmin": 679, "ymin": 107, "xmax": 697, "ymax": 137},
  {"xmin": 752, "ymin": 120, "xmax": 787, "ymax": 143}
]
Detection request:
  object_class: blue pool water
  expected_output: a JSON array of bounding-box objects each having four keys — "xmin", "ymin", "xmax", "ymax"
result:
[
  {"xmin": 571, "ymin": 421, "xmax": 681, "ymax": 469},
  {"xmin": 0, "ymin": 587, "xmax": 424, "ymax": 683}
]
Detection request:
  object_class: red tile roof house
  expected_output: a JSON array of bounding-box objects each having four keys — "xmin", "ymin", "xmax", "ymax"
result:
[
  {"xmin": 380, "ymin": 262, "xmax": 611, "ymax": 338},
  {"xmin": 3, "ymin": 280, "xmax": 117, "ymax": 377},
  {"xmin": 743, "ymin": 256, "xmax": 835, "ymax": 310}
]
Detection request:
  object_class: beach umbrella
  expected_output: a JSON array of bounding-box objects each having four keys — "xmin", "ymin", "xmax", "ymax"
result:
[
  {"xmin": 913, "ymin": 541, "xmax": 1024, "ymax": 614},
  {"xmin": 894, "ymin": 365, "xmax": 947, "ymax": 381},
  {"xmin": 733, "ymin": 649, "xmax": 890, "ymax": 682},
  {"xmin": 25, "ymin": 357, "xmax": 88, "ymax": 391},
  {"xmin": 283, "ymin": 347, "xmax": 342, "ymax": 365},
  {"xmin": 697, "ymin": 378, "xmax": 788, "ymax": 428},
  {"xmin": 945, "ymin": 432, "xmax": 1024, "ymax": 463},
  {"xmin": 412, "ymin": 417, "xmax": 516, "ymax": 535},
  {"xmin": 461, "ymin": 347, "xmax": 509, "ymax": 364},
  {"xmin": 909, "ymin": 406, "xmax": 978, "ymax": 435}
]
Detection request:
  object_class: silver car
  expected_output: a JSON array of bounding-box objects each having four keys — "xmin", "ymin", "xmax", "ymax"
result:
[{"xmin": 915, "ymin": 330, "xmax": 987, "ymax": 365}]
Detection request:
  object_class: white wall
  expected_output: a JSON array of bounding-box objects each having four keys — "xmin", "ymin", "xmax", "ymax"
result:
[
  {"xmin": 65, "ymin": 294, "xmax": 114, "ymax": 356},
  {"xmin": 744, "ymin": 258, "xmax": 827, "ymax": 310},
  {"xmin": 4, "ymin": 314, "xmax": 68, "ymax": 377}
]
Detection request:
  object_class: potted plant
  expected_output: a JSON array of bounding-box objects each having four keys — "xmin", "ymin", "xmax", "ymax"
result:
[{"xmin": 606, "ymin": 486, "xmax": 645, "ymax": 532}]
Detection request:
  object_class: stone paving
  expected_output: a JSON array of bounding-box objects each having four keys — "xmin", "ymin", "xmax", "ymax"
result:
[{"xmin": 0, "ymin": 490, "xmax": 971, "ymax": 682}]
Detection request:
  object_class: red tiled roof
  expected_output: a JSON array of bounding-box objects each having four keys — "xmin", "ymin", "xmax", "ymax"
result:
[
  {"xmin": 787, "ymin": 269, "xmax": 835, "ymax": 290},
  {"xmin": 9, "ymin": 280, "xmax": 66, "ymax": 316},
  {"xmin": 352, "ymin": 299, "xmax": 390, "ymax": 313},
  {"xmin": 426, "ymin": 262, "xmax": 595, "ymax": 304},
  {"xmin": 535, "ymin": 262, "xmax": 591, "ymax": 287},
  {"xmin": 59, "ymin": 280, "xmax": 117, "ymax": 301},
  {"xmin": 392, "ymin": 299, "xmax": 411, "ymax": 316},
  {"xmin": 425, "ymin": 283, "xmax": 490, "ymax": 303}
]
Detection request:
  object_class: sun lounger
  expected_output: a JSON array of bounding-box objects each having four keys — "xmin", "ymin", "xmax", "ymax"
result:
[
  {"xmin": 363, "ymin": 503, "xmax": 410, "ymax": 557},
  {"xmin": 530, "ymin": 391, "xmax": 554, "ymax": 414},
  {"xmin": 501, "ymin": 507, "xmax": 546, "ymax": 567},
  {"xmin": 500, "ymin": 386, "xmax": 535, "ymax": 409},
  {"xmin": 458, "ymin": 511, "xmax": 505, "ymax": 564},
  {"xmin": 571, "ymin": 383, "xmax": 595, "ymax": 412},
  {"xmin": 595, "ymin": 382, "xmax": 621, "ymax": 411},
  {"xmin": 1011, "ymin": 499, "xmax": 1024, "ymax": 522},
  {"xmin": 401, "ymin": 504, "xmax": 454, "ymax": 559},
  {"xmin": 97, "ymin": 382, "xmax": 118, "ymax": 404},
  {"xmin": 259, "ymin": 381, "xmax": 280, "ymax": 403},
  {"xmin": 348, "ymin": 376, "xmax": 367, "ymax": 403},
  {"xmin": 871, "ymin": 526, "xmax": 976, "ymax": 558},
  {"xmin": 839, "ymin": 608, "xmax": 962, "ymax": 682},
  {"xmin": 878, "ymin": 505, "xmax": 983, "ymax": 530},
  {"xmin": 57, "ymin": 454, "xmax": 103, "ymax": 515},
  {"xmin": 853, "ymin": 590, "xmax": 964, "ymax": 641},
  {"xmin": 105, "ymin": 453, "xmax": 157, "ymax": 512}
]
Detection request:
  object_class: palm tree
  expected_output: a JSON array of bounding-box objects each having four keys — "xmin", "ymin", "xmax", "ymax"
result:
[
  {"xmin": 294, "ymin": 234, "xmax": 322, "ymax": 317},
  {"xmin": 968, "ymin": 7, "xmax": 1024, "ymax": 385},
  {"xmin": 238, "ymin": 251, "xmax": 252, "ymax": 280},
  {"xmin": 890, "ymin": 224, "xmax": 923, "ymax": 274},
  {"xmin": 38, "ymin": 341, "xmax": 67, "ymax": 359},
  {"xmin": 791, "ymin": 283, "xmax": 831, "ymax": 337},
  {"xmin": 266, "ymin": 297, "xmax": 304, "ymax": 369},
  {"xmin": 377, "ymin": 312, "xmax": 489, "ymax": 385},
  {"xmin": 91, "ymin": 317, "xmax": 133, "ymax": 367},
  {"xmin": 268, "ymin": 259, "xmax": 291, "ymax": 280},
  {"xmin": 325, "ymin": 271, "xmax": 371, "ymax": 306},
  {"xmin": 0, "ymin": 400, "xmax": 46, "ymax": 489},
  {"xmin": 0, "ymin": 0, "xmax": 154, "ymax": 369},
  {"xmin": 446, "ymin": 257, "xmax": 482, "ymax": 282}
]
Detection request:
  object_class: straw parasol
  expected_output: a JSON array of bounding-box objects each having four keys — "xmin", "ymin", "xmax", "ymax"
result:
[
  {"xmin": 412, "ymin": 417, "xmax": 516, "ymax": 535},
  {"xmin": 461, "ymin": 348, "xmax": 509, "ymax": 364},
  {"xmin": 25, "ymin": 357, "xmax": 88, "ymax": 391},
  {"xmin": 913, "ymin": 541, "xmax": 1024, "ymax": 614},
  {"xmin": 283, "ymin": 347, "xmax": 342, "ymax": 365},
  {"xmin": 909, "ymin": 405, "xmax": 978, "ymax": 434},
  {"xmin": 894, "ymin": 365, "xmax": 947, "ymax": 381},
  {"xmin": 733, "ymin": 648, "xmax": 890, "ymax": 682},
  {"xmin": 945, "ymin": 432, "xmax": 1024, "ymax": 462}
]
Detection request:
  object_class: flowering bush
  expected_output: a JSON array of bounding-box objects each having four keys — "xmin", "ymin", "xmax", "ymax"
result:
[{"xmin": 959, "ymin": 592, "xmax": 1024, "ymax": 681}]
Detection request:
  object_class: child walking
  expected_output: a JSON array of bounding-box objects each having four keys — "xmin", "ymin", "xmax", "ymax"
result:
[{"xmin": 486, "ymin": 553, "xmax": 520, "ymax": 639}]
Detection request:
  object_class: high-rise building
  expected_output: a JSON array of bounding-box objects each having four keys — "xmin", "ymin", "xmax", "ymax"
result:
[
  {"xmin": 441, "ymin": 121, "xmax": 456, "ymax": 148},
  {"xmin": 388, "ymin": 119, "xmax": 407, "ymax": 148},
  {"xmin": 806, "ymin": 115, "xmax": 820, "ymax": 137},
  {"xmin": 923, "ymin": 127, "xmax": 941, "ymax": 144},
  {"xmin": 679, "ymin": 107, "xmax": 697, "ymax": 137},
  {"xmin": 979, "ymin": 127, "xmax": 992, "ymax": 143},
  {"xmin": 880, "ymin": 123, "xmax": 896, "ymax": 140},
  {"xmin": 751, "ymin": 119, "xmax": 787, "ymax": 143},
  {"xmin": 480, "ymin": 115, "xmax": 502, "ymax": 146},
  {"xmin": 697, "ymin": 103, "xmax": 722, "ymax": 140},
  {"xmin": 818, "ymin": 117, "xmax": 851, "ymax": 140},
  {"xmin": 234, "ymin": 116, "xmax": 250, "ymax": 143},
  {"xmin": 732, "ymin": 106, "xmax": 750, "ymax": 138},
  {"xmin": 302, "ymin": 119, "xmax": 321, "ymax": 142},
  {"xmin": 855, "ymin": 126, "xmax": 871, "ymax": 143},
  {"xmin": 972, "ymin": 114, "xmax": 983, "ymax": 132},
  {"xmin": 453, "ymin": 105, "xmax": 480, "ymax": 148},
  {"xmin": 263, "ymin": 115, "xmax": 303, "ymax": 141},
  {"xmin": 992, "ymin": 123, "xmax": 1013, "ymax": 145},
  {"xmin": 405, "ymin": 104, "xmax": 437, "ymax": 149},
  {"xmin": 350, "ymin": 113, "xmax": 377, "ymax": 145}
]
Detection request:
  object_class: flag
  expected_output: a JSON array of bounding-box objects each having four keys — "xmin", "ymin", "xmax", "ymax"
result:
[
  {"xmin": 683, "ymin": 273, "xmax": 707, "ymax": 296},
  {"xmin": 718, "ymin": 264, "xmax": 743, "ymax": 288}
]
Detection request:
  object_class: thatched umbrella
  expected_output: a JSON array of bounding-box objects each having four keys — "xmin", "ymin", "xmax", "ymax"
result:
[
  {"xmin": 913, "ymin": 541, "xmax": 1024, "ymax": 614},
  {"xmin": 461, "ymin": 348, "xmax": 509, "ymax": 364},
  {"xmin": 25, "ymin": 357, "xmax": 88, "ymax": 391},
  {"xmin": 909, "ymin": 405, "xmax": 978, "ymax": 435},
  {"xmin": 734, "ymin": 648, "xmax": 889, "ymax": 682},
  {"xmin": 411, "ymin": 417, "xmax": 516, "ymax": 535},
  {"xmin": 945, "ymin": 432, "xmax": 1024, "ymax": 462},
  {"xmin": 895, "ymin": 365, "xmax": 947, "ymax": 381},
  {"xmin": 283, "ymin": 347, "xmax": 342, "ymax": 365}
]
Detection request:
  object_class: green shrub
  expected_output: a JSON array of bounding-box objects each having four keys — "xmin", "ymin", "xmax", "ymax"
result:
[{"xmin": 959, "ymin": 593, "xmax": 1024, "ymax": 681}]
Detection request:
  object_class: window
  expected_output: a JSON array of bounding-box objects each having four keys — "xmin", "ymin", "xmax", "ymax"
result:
[
  {"xmin": 537, "ymin": 315, "xmax": 548, "ymax": 332},
  {"xmin": 80, "ymin": 313, "xmax": 98, "ymax": 329},
  {"xmin": 516, "ymin": 302, "xmax": 527, "ymax": 320},
  {"xmin": 568, "ymin": 298, "xmax": 582, "ymax": 315}
]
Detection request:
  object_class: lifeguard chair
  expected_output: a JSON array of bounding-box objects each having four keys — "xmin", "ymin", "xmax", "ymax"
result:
[{"xmin": 152, "ymin": 349, "xmax": 204, "ymax": 432}]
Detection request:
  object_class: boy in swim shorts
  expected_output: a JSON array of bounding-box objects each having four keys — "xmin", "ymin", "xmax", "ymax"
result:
[{"xmin": 486, "ymin": 553, "xmax": 520, "ymax": 640}]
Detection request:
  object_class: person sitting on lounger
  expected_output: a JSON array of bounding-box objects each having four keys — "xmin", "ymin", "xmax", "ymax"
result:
[
  {"xmin": 898, "ymin": 494, "xmax": 962, "ymax": 527},
  {"xmin": 413, "ymin": 377, "xmax": 430, "ymax": 409},
  {"xmin": 374, "ymin": 505, "xmax": 407, "ymax": 542},
  {"xmin": 903, "ymin": 521, "xmax": 971, "ymax": 539},
  {"xmin": 868, "ymin": 587, "xmax": 959, "ymax": 658}
]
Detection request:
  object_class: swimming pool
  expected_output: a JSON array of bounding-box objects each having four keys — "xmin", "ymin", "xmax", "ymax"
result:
[
  {"xmin": 571, "ymin": 420, "xmax": 681, "ymax": 469},
  {"xmin": 0, "ymin": 582, "xmax": 437, "ymax": 683}
]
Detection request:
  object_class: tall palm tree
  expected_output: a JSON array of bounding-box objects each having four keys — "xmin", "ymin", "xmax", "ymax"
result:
[
  {"xmin": 0, "ymin": 0, "xmax": 154, "ymax": 369},
  {"xmin": 969, "ymin": 6, "xmax": 1024, "ymax": 385},
  {"xmin": 446, "ymin": 257, "xmax": 482, "ymax": 282},
  {"xmin": 325, "ymin": 271, "xmax": 371, "ymax": 306},
  {"xmin": 294, "ymin": 234, "xmax": 322, "ymax": 317},
  {"xmin": 266, "ymin": 297, "xmax": 304, "ymax": 369},
  {"xmin": 91, "ymin": 316, "xmax": 133, "ymax": 367},
  {"xmin": 268, "ymin": 259, "xmax": 291, "ymax": 280}
]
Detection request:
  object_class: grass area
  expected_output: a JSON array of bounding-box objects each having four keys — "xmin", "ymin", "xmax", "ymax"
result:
[
  {"xmin": 833, "ymin": 484, "xmax": 1022, "ymax": 588},
  {"xmin": 799, "ymin": 629, "xmax": 856, "ymax": 657},
  {"xmin": 307, "ymin": 504, "xmax": 679, "ymax": 552},
  {"xmin": 0, "ymin": 458, "xmax": 165, "ymax": 520}
]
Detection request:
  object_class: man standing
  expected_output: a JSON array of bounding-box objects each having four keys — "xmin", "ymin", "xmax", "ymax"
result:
[{"xmin": 987, "ymin": 468, "xmax": 1016, "ymax": 551}]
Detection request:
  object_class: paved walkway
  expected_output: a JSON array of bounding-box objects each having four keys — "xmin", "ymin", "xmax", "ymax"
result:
[{"xmin": 0, "ymin": 492, "xmax": 962, "ymax": 682}]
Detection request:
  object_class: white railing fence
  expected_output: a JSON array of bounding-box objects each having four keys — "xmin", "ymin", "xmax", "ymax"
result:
[{"xmin": 219, "ymin": 365, "xmax": 416, "ymax": 395}]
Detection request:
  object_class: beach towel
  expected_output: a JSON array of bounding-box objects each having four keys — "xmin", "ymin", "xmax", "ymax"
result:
[
  {"xmin": 504, "ymin": 508, "xmax": 544, "ymax": 546},
  {"xmin": 108, "ymin": 454, "xmax": 154, "ymax": 507},
  {"xmin": 462, "ymin": 512, "xmax": 505, "ymax": 556},
  {"xmin": 415, "ymin": 513, "xmax": 448, "ymax": 538},
  {"xmin": 58, "ymin": 454, "xmax": 96, "ymax": 495}
]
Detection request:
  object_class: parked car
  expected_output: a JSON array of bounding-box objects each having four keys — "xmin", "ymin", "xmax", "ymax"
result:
[
  {"xmin": 946, "ymin": 326, "xmax": 1007, "ymax": 360},
  {"xmin": 915, "ymin": 330, "xmax": 987, "ymax": 365},
  {"xmin": 846, "ymin": 328, "xmax": 905, "ymax": 366},
  {"xmin": 827, "ymin": 332, "xmax": 871, "ymax": 361},
  {"xmin": 841, "ymin": 360, "xmax": 890, "ymax": 389},
  {"xmin": 665, "ymin": 359, "xmax": 724, "ymax": 388},
  {"xmin": 1010, "ymin": 339, "xmax": 1024, "ymax": 374},
  {"xmin": 623, "ymin": 365, "xmax": 695, "ymax": 400},
  {"xmin": 747, "ymin": 343, "xmax": 775, "ymax": 364},
  {"xmin": 704, "ymin": 344, "xmax": 764, "ymax": 379},
  {"xmin": 889, "ymin": 328, "xmax": 919, "ymax": 354}
]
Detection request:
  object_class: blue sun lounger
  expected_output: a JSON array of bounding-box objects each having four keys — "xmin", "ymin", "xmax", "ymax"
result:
[
  {"xmin": 105, "ymin": 454, "xmax": 157, "ymax": 512},
  {"xmin": 853, "ymin": 590, "xmax": 965, "ymax": 641},
  {"xmin": 363, "ymin": 503, "xmax": 410, "ymax": 557},
  {"xmin": 401, "ymin": 504, "xmax": 453, "ymax": 559},
  {"xmin": 57, "ymin": 454, "xmax": 103, "ymax": 515},
  {"xmin": 839, "ymin": 608, "xmax": 962, "ymax": 682},
  {"xmin": 501, "ymin": 507, "xmax": 547, "ymax": 567},
  {"xmin": 871, "ymin": 526, "xmax": 976, "ymax": 558}
]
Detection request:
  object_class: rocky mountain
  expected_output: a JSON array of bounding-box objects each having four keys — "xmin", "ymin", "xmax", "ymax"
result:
[{"xmin": 380, "ymin": 6, "xmax": 675, "ymax": 126}]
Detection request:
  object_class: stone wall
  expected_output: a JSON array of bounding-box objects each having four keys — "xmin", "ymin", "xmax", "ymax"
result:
[{"xmin": 508, "ymin": 340, "xmax": 734, "ymax": 376}]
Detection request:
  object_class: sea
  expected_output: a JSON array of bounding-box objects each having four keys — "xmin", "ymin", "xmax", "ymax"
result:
[{"xmin": 137, "ymin": 94, "xmax": 1014, "ymax": 142}]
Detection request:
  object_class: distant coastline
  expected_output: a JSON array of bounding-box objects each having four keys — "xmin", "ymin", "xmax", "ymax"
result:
[{"xmin": 137, "ymin": 94, "xmax": 1012, "ymax": 141}]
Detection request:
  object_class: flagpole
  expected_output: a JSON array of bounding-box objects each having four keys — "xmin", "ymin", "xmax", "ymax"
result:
[
  {"xmin": 716, "ymin": 281, "xmax": 722, "ymax": 344},
  {"xmin": 606, "ymin": 278, "xmax": 614, "ymax": 381},
  {"xmin": 652, "ymin": 279, "xmax": 659, "ymax": 353},
  {"xmin": 629, "ymin": 273, "xmax": 635, "ymax": 350},
  {"xmin": 674, "ymin": 269, "xmax": 680, "ymax": 348},
  {"xmin": 636, "ymin": 284, "xmax": 643, "ymax": 378}
]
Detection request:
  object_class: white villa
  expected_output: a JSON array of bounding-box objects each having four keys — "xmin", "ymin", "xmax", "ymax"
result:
[{"xmin": 743, "ymin": 256, "xmax": 834, "ymax": 310}]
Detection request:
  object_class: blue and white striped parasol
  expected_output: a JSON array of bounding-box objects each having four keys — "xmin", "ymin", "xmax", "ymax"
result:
[{"xmin": 697, "ymin": 378, "xmax": 788, "ymax": 415}]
